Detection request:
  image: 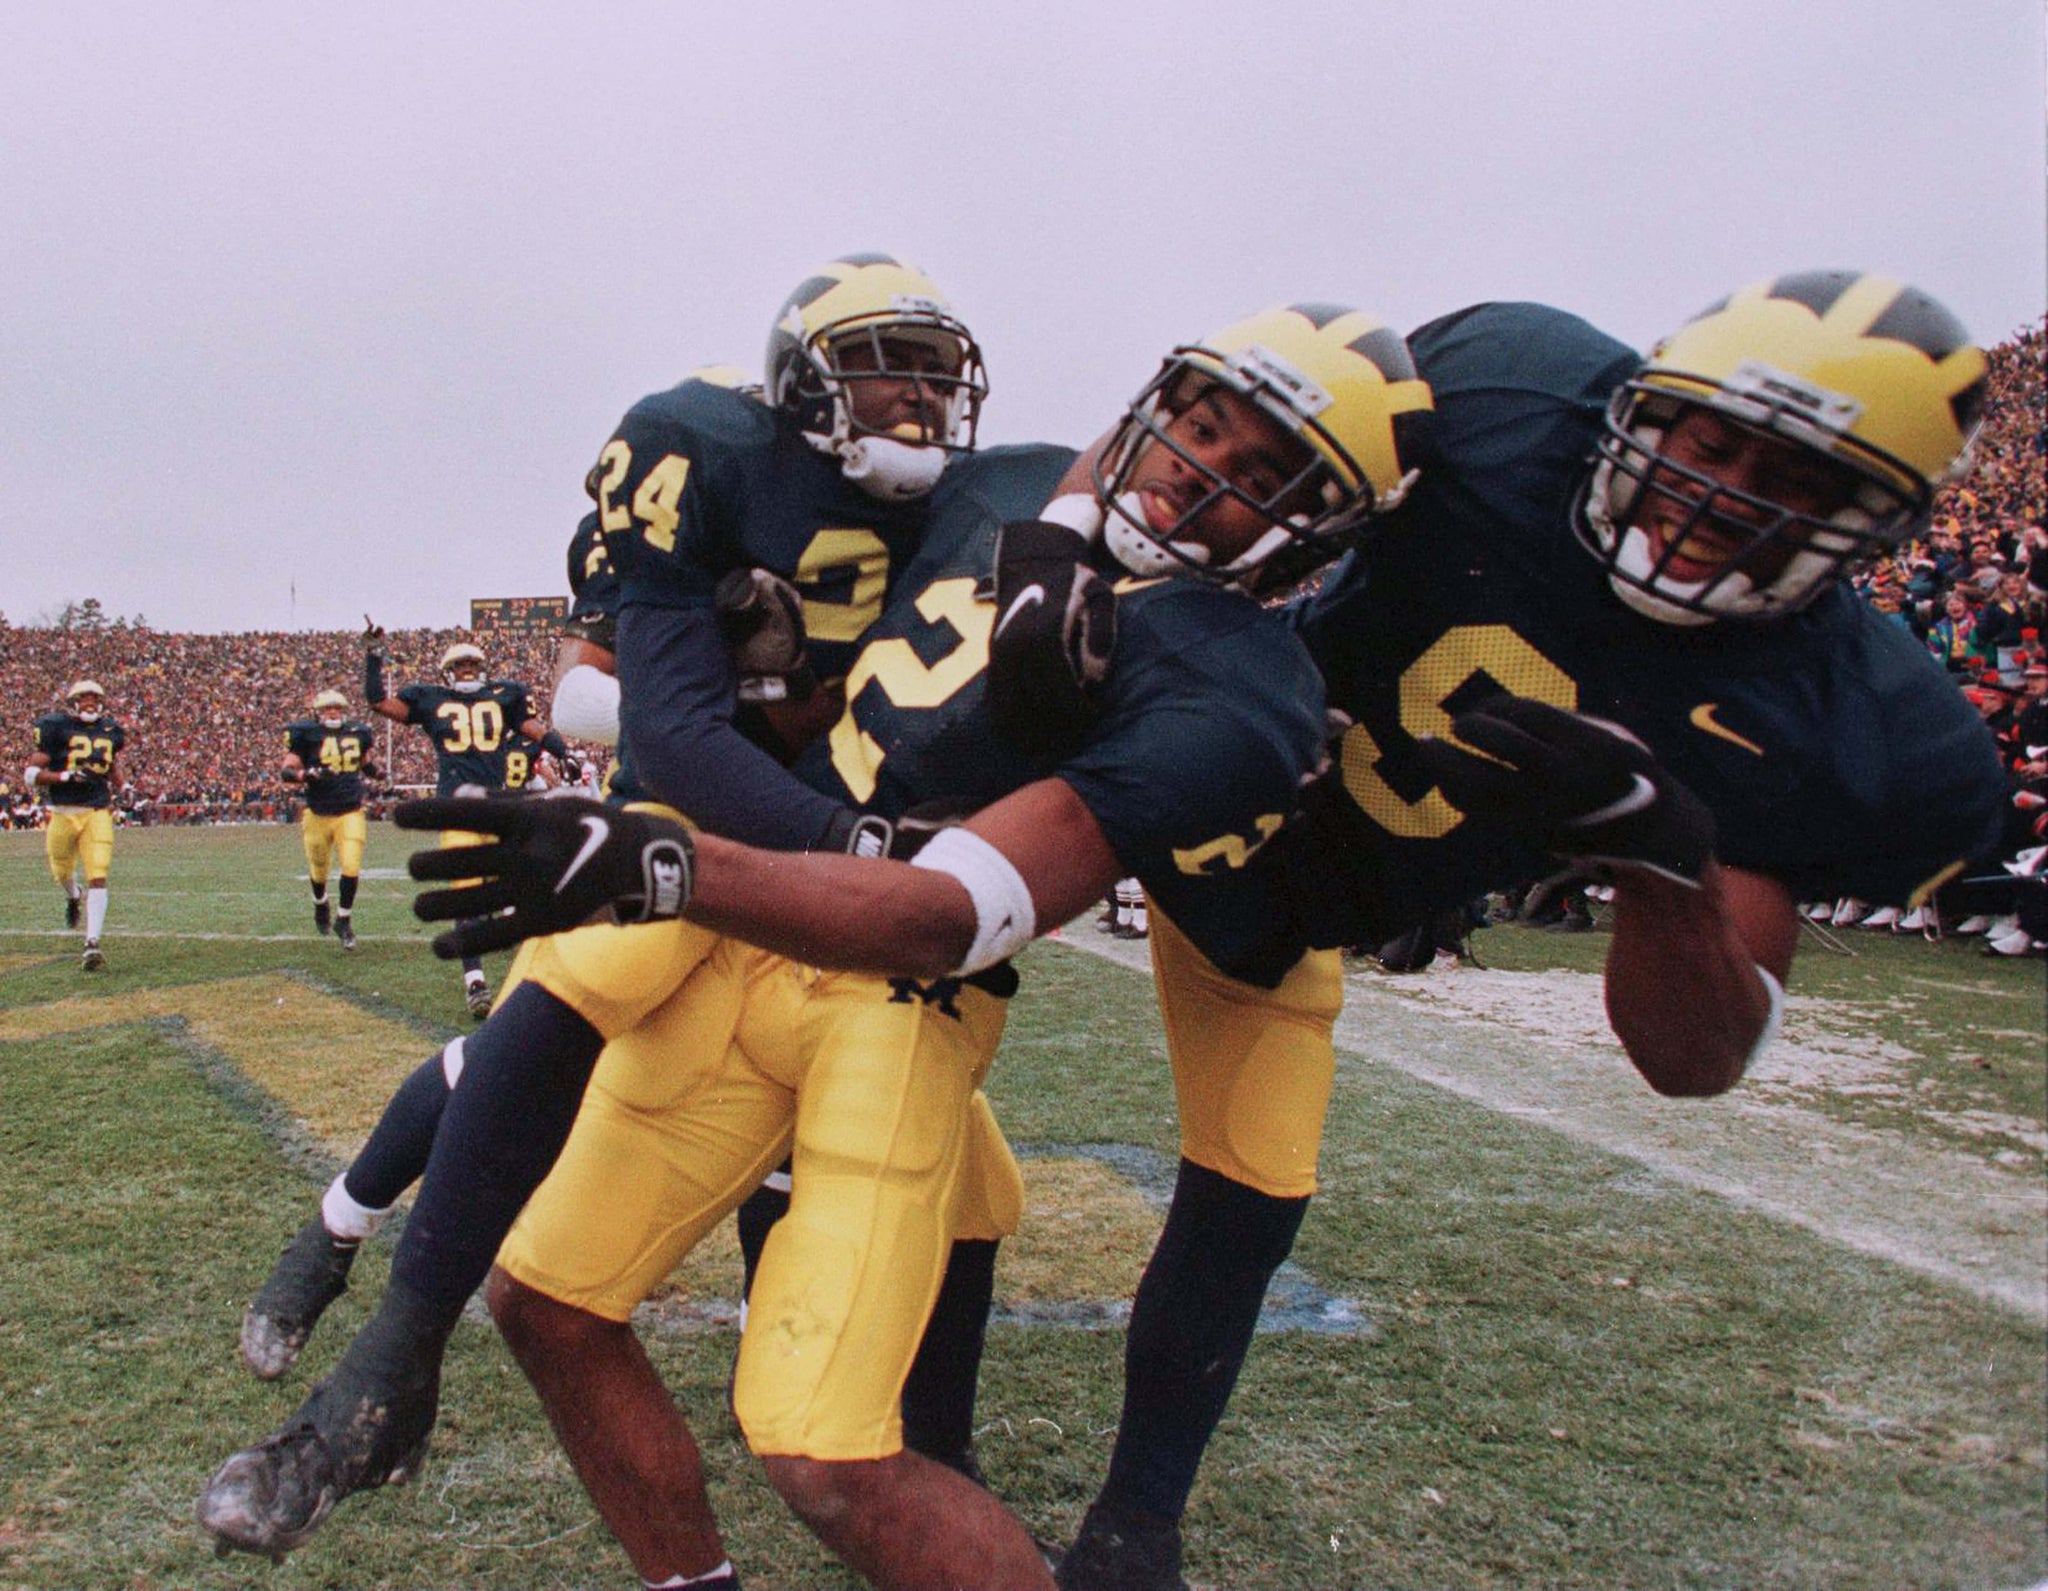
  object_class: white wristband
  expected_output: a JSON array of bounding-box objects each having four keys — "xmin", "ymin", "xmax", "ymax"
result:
[
  {"xmin": 911, "ymin": 827, "xmax": 1037, "ymax": 975},
  {"xmin": 1745, "ymin": 963, "xmax": 1786, "ymax": 1071},
  {"xmin": 551, "ymin": 663, "xmax": 620, "ymax": 746}
]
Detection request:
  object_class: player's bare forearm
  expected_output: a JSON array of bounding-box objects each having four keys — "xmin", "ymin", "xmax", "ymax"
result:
[
  {"xmin": 686, "ymin": 837, "xmax": 977, "ymax": 977},
  {"xmin": 685, "ymin": 779, "xmax": 1123, "ymax": 978},
  {"xmin": 1603, "ymin": 862, "xmax": 1795, "ymax": 1096}
]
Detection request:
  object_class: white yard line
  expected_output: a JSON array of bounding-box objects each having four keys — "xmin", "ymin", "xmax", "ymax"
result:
[{"xmin": 1059, "ymin": 927, "xmax": 2048, "ymax": 1324}]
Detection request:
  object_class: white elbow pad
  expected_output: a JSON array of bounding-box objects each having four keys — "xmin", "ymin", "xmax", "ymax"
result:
[
  {"xmin": 551, "ymin": 664, "xmax": 620, "ymax": 746},
  {"xmin": 24, "ymin": 766, "xmax": 43, "ymax": 788},
  {"xmin": 911, "ymin": 827, "xmax": 1037, "ymax": 974},
  {"xmin": 1745, "ymin": 964, "xmax": 1786, "ymax": 1070}
]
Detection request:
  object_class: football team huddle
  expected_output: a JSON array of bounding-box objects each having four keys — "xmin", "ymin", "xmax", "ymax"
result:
[{"xmin": 89, "ymin": 252, "xmax": 2000, "ymax": 1589}]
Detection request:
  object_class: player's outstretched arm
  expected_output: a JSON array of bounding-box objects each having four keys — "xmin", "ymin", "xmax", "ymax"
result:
[
  {"xmin": 401, "ymin": 777, "xmax": 1121, "ymax": 977},
  {"xmin": 361, "ymin": 617, "xmax": 411, "ymax": 724},
  {"xmin": 1600, "ymin": 863, "xmax": 1793, "ymax": 1097},
  {"xmin": 687, "ymin": 776, "xmax": 1118, "ymax": 976},
  {"xmin": 1414, "ymin": 694, "xmax": 1780, "ymax": 1095}
]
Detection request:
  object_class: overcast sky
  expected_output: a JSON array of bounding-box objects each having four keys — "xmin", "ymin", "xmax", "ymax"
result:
[{"xmin": 3, "ymin": 2, "xmax": 2042, "ymax": 634}]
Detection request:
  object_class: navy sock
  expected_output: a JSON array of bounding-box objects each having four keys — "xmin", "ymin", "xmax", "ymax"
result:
[
  {"xmin": 735, "ymin": 1167, "xmax": 790, "ymax": 1300},
  {"xmin": 338, "ymin": 873, "xmax": 359, "ymax": 911},
  {"xmin": 1098, "ymin": 1159, "xmax": 1308, "ymax": 1521},
  {"xmin": 343, "ymin": 1052, "xmax": 455, "ymax": 1211},
  {"xmin": 309, "ymin": 879, "xmax": 327, "ymax": 902},
  {"xmin": 901, "ymin": 1237, "xmax": 998, "ymax": 1463},
  {"xmin": 390, "ymin": 985, "xmax": 604, "ymax": 1322}
]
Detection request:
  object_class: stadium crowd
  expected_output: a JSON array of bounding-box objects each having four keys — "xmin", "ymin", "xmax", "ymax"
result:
[{"xmin": 1, "ymin": 625, "xmax": 561, "ymax": 826}]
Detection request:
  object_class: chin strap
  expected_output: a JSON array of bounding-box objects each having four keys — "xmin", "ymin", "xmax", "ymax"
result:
[{"xmin": 837, "ymin": 435, "xmax": 947, "ymax": 500}]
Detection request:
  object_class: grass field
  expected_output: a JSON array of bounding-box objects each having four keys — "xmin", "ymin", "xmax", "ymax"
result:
[{"xmin": 1, "ymin": 823, "xmax": 2043, "ymax": 1590}]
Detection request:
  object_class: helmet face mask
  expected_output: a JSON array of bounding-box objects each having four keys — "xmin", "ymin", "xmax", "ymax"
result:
[
  {"xmin": 66, "ymin": 681, "xmax": 105, "ymax": 723},
  {"xmin": 312, "ymin": 689, "xmax": 349, "ymax": 728},
  {"xmin": 1578, "ymin": 272, "xmax": 1986, "ymax": 627},
  {"xmin": 441, "ymin": 644, "xmax": 487, "ymax": 691},
  {"xmin": 1578, "ymin": 382, "xmax": 1919, "ymax": 624},
  {"xmin": 1092, "ymin": 305, "xmax": 1432, "ymax": 594},
  {"xmin": 765, "ymin": 256, "xmax": 988, "ymax": 501}
]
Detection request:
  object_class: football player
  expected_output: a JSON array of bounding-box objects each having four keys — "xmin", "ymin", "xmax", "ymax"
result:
[
  {"xmin": 281, "ymin": 691, "xmax": 378, "ymax": 950},
  {"xmin": 998, "ymin": 273, "xmax": 2006, "ymax": 1590},
  {"xmin": 27, "ymin": 680, "xmax": 128, "ymax": 971},
  {"xmin": 379, "ymin": 305, "xmax": 1425, "ymax": 1591},
  {"xmin": 201, "ymin": 257, "xmax": 1001, "ymax": 1575},
  {"xmin": 364, "ymin": 636, "xmax": 568, "ymax": 1015},
  {"xmin": 203, "ymin": 303, "xmax": 1430, "ymax": 1589}
]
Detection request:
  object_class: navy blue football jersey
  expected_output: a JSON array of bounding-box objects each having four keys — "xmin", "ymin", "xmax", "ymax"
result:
[
  {"xmin": 785, "ymin": 447, "xmax": 1329, "ymax": 880},
  {"xmin": 1150, "ymin": 301, "xmax": 2007, "ymax": 986},
  {"xmin": 501, "ymin": 730, "xmax": 547, "ymax": 793},
  {"xmin": 34, "ymin": 712, "xmax": 127, "ymax": 809},
  {"xmin": 285, "ymin": 719, "xmax": 375, "ymax": 815},
  {"xmin": 561, "ymin": 511, "xmax": 622, "ymax": 651},
  {"xmin": 396, "ymin": 680, "xmax": 535, "ymax": 796},
  {"xmin": 605, "ymin": 379, "xmax": 934, "ymax": 686}
]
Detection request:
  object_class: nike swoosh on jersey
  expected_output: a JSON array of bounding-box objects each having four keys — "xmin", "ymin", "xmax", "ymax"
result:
[
  {"xmin": 1689, "ymin": 702, "xmax": 1766, "ymax": 756},
  {"xmin": 556, "ymin": 814, "xmax": 611, "ymax": 894},
  {"xmin": 996, "ymin": 584, "xmax": 1047, "ymax": 638}
]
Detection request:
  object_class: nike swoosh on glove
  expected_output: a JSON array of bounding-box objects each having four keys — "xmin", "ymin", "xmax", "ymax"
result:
[
  {"xmin": 1410, "ymin": 694, "xmax": 1716, "ymax": 888},
  {"xmin": 986, "ymin": 518, "xmax": 1118, "ymax": 760},
  {"xmin": 397, "ymin": 793, "xmax": 695, "ymax": 958}
]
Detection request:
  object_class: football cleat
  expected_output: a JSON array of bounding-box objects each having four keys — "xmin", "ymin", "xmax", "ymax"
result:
[
  {"xmin": 464, "ymin": 980, "xmax": 493, "ymax": 1022},
  {"xmin": 313, "ymin": 900, "xmax": 332, "ymax": 936},
  {"xmin": 241, "ymin": 1216, "xmax": 360, "ymax": 1381},
  {"xmin": 335, "ymin": 917, "xmax": 358, "ymax": 952},
  {"xmin": 198, "ymin": 1291, "xmax": 443, "ymax": 1560},
  {"xmin": 64, "ymin": 894, "xmax": 80, "ymax": 930},
  {"xmin": 80, "ymin": 941, "xmax": 105, "ymax": 972},
  {"xmin": 1056, "ymin": 1503, "xmax": 1191, "ymax": 1591}
]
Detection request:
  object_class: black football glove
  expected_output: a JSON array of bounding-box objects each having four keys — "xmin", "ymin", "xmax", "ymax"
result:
[
  {"xmin": 397, "ymin": 793, "xmax": 695, "ymax": 959},
  {"xmin": 716, "ymin": 566, "xmax": 818, "ymax": 704},
  {"xmin": 1411, "ymin": 695, "xmax": 1716, "ymax": 888},
  {"xmin": 987, "ymin": 518, "xmax": 1118, "ymax": 759}
]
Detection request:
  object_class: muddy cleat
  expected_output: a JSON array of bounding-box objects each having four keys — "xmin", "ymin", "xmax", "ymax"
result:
[
  {"xmin": 242, "ymin": 1216, "xmax": 360, "ymax": 1380},
  {"xmin": 464, "ymin": 980, "xmax": 492, "ymax": 1021},
  {"xmin": 335, "ymin": 917, "xmax": 358, "ymax": 952},
  {"xmin": 313, "ymin": 899, "xmax": 332, "ymax": 936},
  {"xmin": 1056, "ymin": 1503, "xmax": 1191, "ymax": 1591},
  {"xmin": 80, "ymin": 940, "xmax": 105, "ymax": 972},
  {"xmin": 199, "ymin": 1288, "xmax": 446, "ymax": 1560},
  {"xmin": 64, "ymin": 894, "xmax": 81, "ymax": 930}
]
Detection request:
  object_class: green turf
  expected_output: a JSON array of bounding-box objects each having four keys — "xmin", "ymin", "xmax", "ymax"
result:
[{"xmin": 1, "ymin": 827, "xmax": 2042, "ymax": 1589}]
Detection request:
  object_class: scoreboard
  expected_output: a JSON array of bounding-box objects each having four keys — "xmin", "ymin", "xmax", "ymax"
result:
[{"xmin": 470, "ymin": 596, "xmax": 568, "ymax": 634}]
